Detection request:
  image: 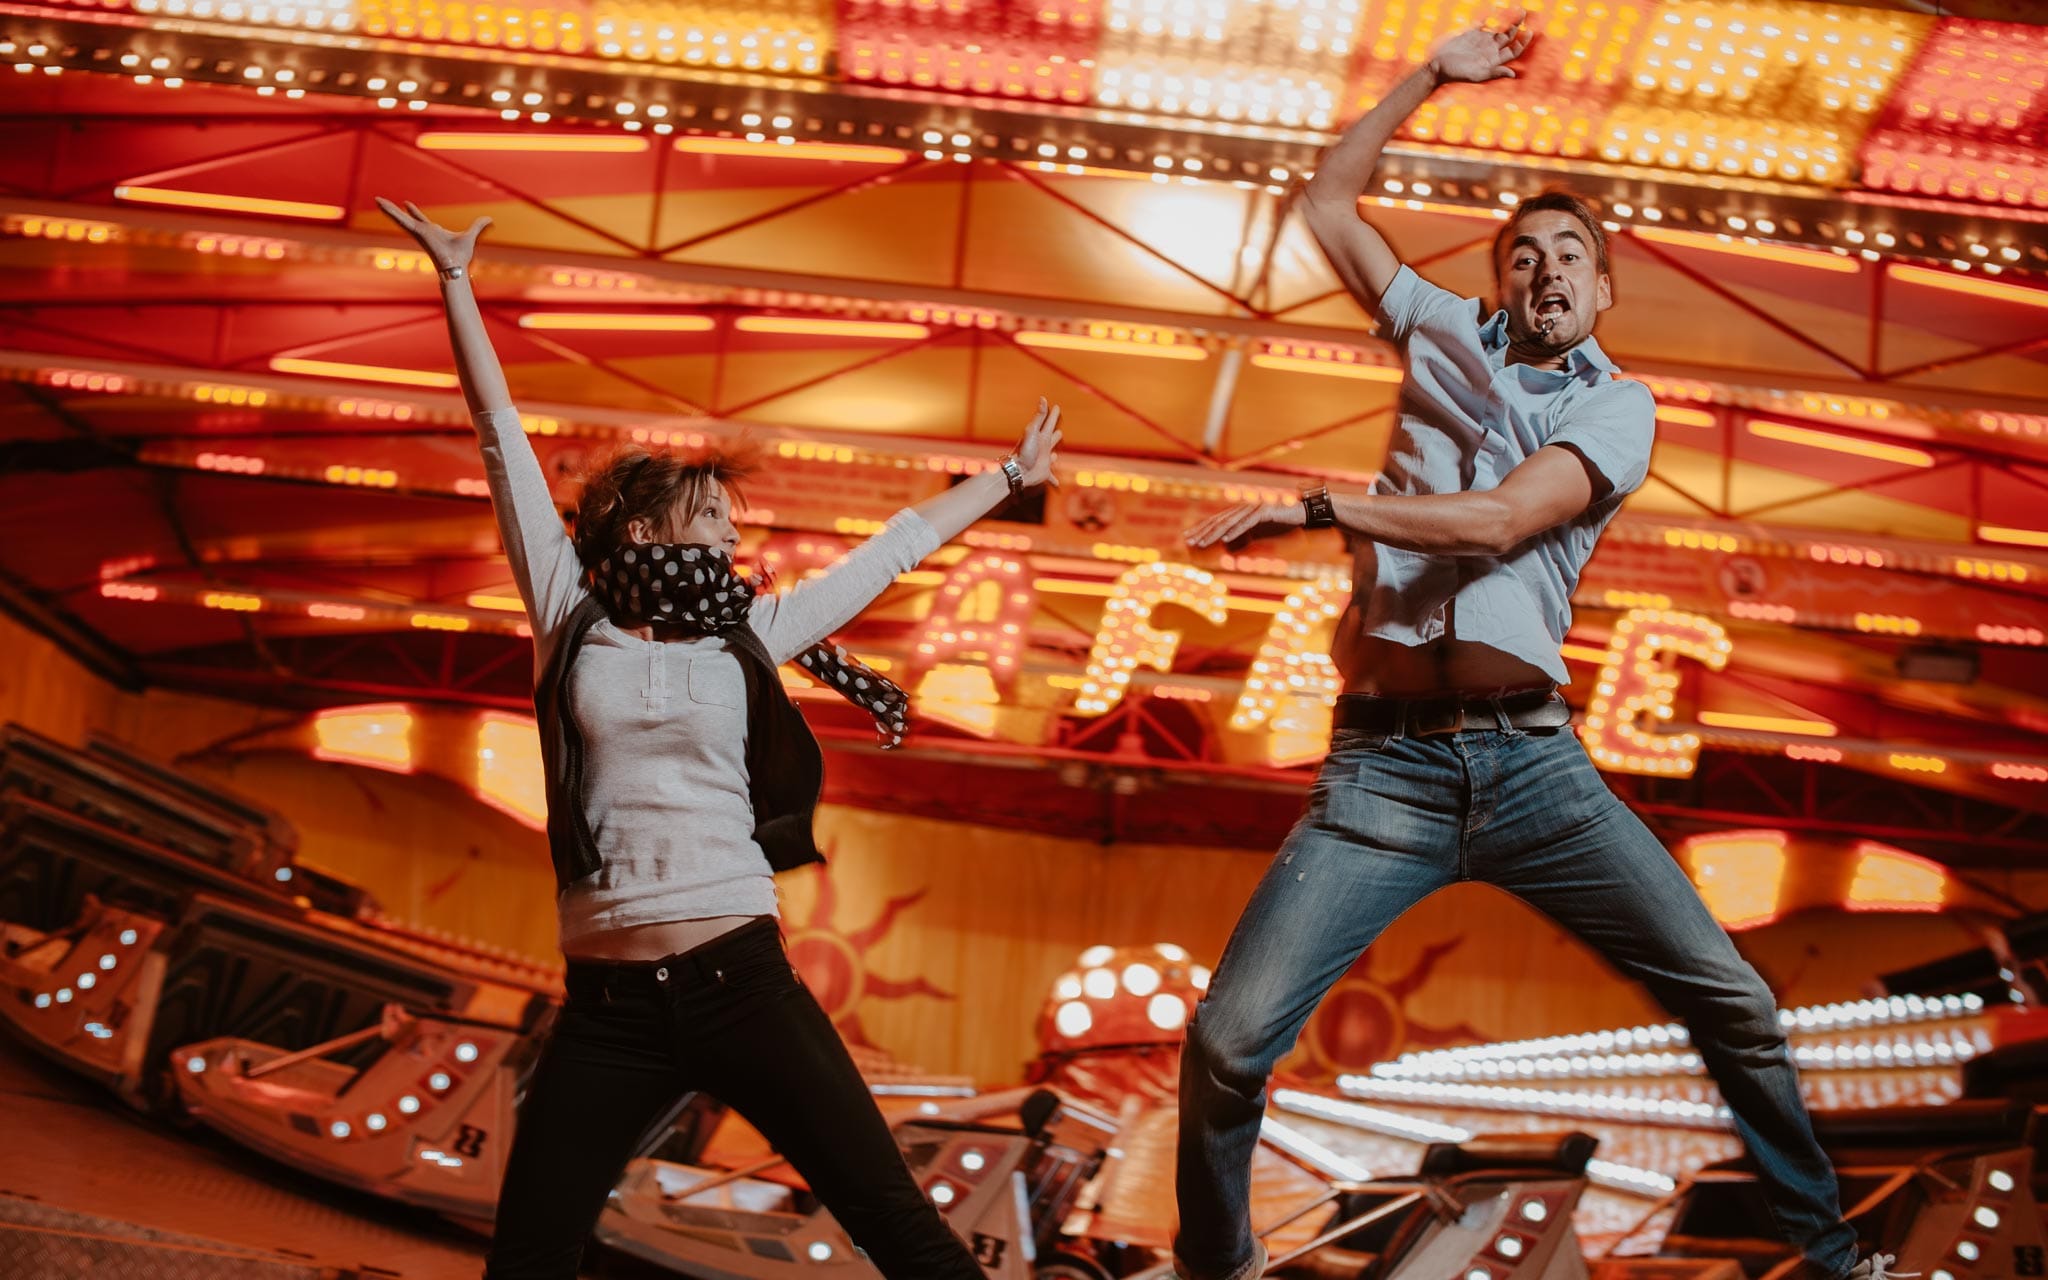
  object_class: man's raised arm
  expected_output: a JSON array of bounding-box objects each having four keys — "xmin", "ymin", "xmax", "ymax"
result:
[{"xmin": 1301, "ymin": 12, "xmax": 1532, "ymax": 311}]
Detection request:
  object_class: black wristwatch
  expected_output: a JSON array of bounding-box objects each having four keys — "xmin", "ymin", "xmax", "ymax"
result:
[{"xmin": 1301, "ymin": 485, "xmax": 1335, "ymax": 530}]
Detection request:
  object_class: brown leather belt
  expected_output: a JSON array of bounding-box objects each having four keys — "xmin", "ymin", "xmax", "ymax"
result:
[{"xmin": 1331, "ymin": 688, "xmax": 1570, "ymax": 739}]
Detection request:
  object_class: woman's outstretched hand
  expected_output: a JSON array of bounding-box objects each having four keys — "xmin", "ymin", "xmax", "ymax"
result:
[
  {"xmin": 375, "ymin": 197, "xmax": 492, "ymax": 274},
  {"xmin": 1012, "ymin": 397, "xmax": 1063, "ymax": 488}
]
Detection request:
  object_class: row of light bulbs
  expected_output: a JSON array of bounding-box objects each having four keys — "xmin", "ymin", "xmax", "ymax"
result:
[
  {"xmin": 1373, "ymin": 993, "xmax": 1985, "ymax": 1073},
  {"xmin": 4, "ymin": 18, "xmax": 2044, "ymax": 270}
]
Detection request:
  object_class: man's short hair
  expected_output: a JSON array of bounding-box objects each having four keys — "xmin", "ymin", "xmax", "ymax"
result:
[{"xmin": 1492, "ymin": 189, "xmax": 1610, "ymax": 279}]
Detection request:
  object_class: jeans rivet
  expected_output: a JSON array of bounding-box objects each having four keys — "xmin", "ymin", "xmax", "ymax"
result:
[{"xmin": 655, "ymin": 966, "xmax": 669, "ymax": 982}]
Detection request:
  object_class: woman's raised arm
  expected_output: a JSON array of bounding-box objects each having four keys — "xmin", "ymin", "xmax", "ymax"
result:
[
  {"xmin": 377, "ymin": 198, "xmax": 586, "ymax": 653},
  {"xmin": 750, "ymin": 400, "xmax": 1061, "ymax": 663}
]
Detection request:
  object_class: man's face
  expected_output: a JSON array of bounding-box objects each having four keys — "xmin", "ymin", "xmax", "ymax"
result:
[{"xmin": 1496, "ymin": 209, "xmax": 1613, "ymax": 356}]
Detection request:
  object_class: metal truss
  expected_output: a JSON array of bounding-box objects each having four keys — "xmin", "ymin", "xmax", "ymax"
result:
[
  {"xmin": 1617, "ymin": 751, "xmax": 2048, "ymax": 867},
  {"xmin": 2, "ymin": 106, "xmax": 2046, "ymax": 438},
  {"xmin": 4, "ymin": 4, "xmax": 2046, "ymax": 274}
]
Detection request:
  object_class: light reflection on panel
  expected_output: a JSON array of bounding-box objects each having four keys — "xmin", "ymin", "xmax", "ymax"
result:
[
  {"xmin": 1363, "ymin": 0, "xmax": 1639, "ymax": 162},
  {"xmin": 1096, "ymin": 0, "xmax": 1363, "ymax": 129},
  {"xmin": 1597, "ymin": 1, "xmax": 1928, "ymax": 185},
  {"xmin": 1862, "ymin": 19, "xmax": 2048, "ymax": 210},
  {"xmin": 839, "ymin": 0, "xmax": 1096, "ymax": 102}
]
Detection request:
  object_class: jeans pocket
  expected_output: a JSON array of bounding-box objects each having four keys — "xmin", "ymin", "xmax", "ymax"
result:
[{"xmin": 1328, "ymin": 729, "xmax": 1395, "ymax": 759}]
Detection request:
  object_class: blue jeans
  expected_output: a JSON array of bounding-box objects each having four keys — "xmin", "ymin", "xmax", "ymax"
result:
[{"xmin": 1175, "ymin": 727, "xmax": 1857, "ymax": 1280}]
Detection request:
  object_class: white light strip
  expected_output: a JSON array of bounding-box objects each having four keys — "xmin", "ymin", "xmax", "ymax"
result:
[
  {"xmin": 869, "ymin": 1084, "xmax": 979, "ymax": 1098},
  {"xmin": 1272, "ymin": 1089, "xmax": 1471, "ymax": 1143},
  {"xmin": 1270, "ymin": 1090, "xmax": 1679, "ymax": 1198},
  {"xmin": 1793, "ymin": 1035, "xmax": 1983, "ymax": 1070},
  {"xmin": 1369, "ymin": 1032, "xmax": 1985, "ymax": 1083},
  {"xmin": 1586, "ymin": 1159, "xmax": 1678, "ymax": 1196},
  {"xmin": 1372, "ymin": 993, "xmax": 1982, "ymax": 1076},
  {"xmin": 1335, "ymin": 1078, "xmax": 1734, "ymax": 1130},
  {"xmin": 1259, "ymin": 1116, "xmax": 1375, "ymax": 1183},
  {"xmin": 1370, "ymin": 1050, "xmax": 1702, "ymax": 1082}
]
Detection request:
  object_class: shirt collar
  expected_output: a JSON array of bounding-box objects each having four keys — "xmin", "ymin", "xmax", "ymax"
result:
[{"xmin": 1479, "ymin": 308, "xmax": 1619, "ymax": 377}]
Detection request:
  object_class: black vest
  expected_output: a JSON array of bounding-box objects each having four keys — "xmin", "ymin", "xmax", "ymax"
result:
[{"xmin": 535, "ymin": 596, "xmax": 826, "ymax": 893}]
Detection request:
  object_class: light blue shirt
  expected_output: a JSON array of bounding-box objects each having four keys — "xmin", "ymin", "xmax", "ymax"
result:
[{"xmin": 1359, "ymin": 265, "xmax": 1657, "ymax": 685}]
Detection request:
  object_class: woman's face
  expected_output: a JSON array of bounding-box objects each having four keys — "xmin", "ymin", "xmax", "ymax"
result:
[
  {"xmin": 668, "ymin": 480, "xmax": 740, "ymax": 552},
  {"xmin": 629, "ymin": 480, "xmax": 740, "ymax": 553}
]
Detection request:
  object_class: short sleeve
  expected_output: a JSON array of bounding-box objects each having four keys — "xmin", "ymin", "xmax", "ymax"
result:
[
  {"xmin": 1546, "ymin": 379, "xmax": 1657, "ymax": 499},
  {"xmin": 1375, "ymin": 264, "xmax": 1480, "ymax": 347}
]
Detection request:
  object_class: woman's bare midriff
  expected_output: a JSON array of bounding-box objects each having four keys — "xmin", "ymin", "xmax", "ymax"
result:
[{"xmin": 562, "ymin": 914, "xmax": 762, "ymax": 962}]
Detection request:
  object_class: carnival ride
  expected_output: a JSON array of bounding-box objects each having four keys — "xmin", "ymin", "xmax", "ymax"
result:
[
  {"xmin": 1, "ymin": 0, "xmax": 2046, "ymax": 1271},
  {"xmin": 7, "ymin": 719, "xmax": 2048, "ymax": 1278}
]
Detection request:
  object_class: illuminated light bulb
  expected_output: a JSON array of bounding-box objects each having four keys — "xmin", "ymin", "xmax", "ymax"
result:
[
  {"xmin": 1148, "ymin": 994, "xmax": 1189, "ymax": 1031},
  {"xmin": 1054, "ymin": 1001, "xmax": 1093, "ymax": 1036},
  {"xmin": 1122, "ymin": 963, "xmax": 1161, "ymax": 997}
]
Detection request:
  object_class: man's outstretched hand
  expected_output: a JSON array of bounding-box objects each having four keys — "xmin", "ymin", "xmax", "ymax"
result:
[
  {"xmin": 1184, "ymin": 501, "xmax": 1306, "ymax": 551},
  {"xmin": 1430, "ymin": 8, "xmax": 1534, "ymax": 84}
]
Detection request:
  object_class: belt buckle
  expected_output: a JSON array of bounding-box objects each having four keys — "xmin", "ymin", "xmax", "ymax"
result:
[{"xmin": 1408, "ymin": 701, "xmax": 1466, "ymax": 738}]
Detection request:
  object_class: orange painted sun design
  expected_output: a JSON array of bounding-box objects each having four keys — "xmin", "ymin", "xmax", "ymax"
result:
[
  {"xmin": 782, "ymin": 861, "xmax": 955, "ymax": 1049},
  {"xmin": 1287, "ymin": 936, "xmax": 1487, "ymax": 1082}
]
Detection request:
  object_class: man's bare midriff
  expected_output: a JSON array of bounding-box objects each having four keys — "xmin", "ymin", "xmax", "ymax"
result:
[
  {"xmin": 1333, "ymin": 620, "xmax": 1551, "ymax": 697},
  {"xmin": 1330, "ymin": 543, "xmax": 1554, "ymax": 697}
]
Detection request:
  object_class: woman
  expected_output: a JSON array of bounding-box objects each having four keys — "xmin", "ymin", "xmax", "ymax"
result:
[{"xmin": 377, "ymin": 198, "xmax": 1060, "ymax": 1280}]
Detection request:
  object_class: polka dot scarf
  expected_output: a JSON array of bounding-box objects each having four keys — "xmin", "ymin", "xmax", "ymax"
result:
[{"xmin": 589, "ymin": 542, "xmax": 910, "ymax": 748}]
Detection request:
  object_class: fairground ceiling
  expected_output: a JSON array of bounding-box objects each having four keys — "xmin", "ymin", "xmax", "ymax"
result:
[{"xmin": 1, "ymin": 0, "xmax": 2044, "ymax": 856}]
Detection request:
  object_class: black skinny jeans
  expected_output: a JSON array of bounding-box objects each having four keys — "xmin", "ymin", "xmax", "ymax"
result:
[{"xmin": 483, "ymin": 917, "xmax": 983, "ymax": 1279}]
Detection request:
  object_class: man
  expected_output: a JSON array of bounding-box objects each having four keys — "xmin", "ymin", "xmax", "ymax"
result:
[{"xmin": 1173, "ymin": 14, "xmax": 1897, "ymax": 1280}]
